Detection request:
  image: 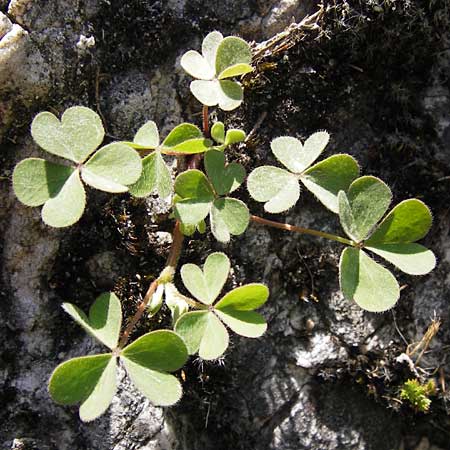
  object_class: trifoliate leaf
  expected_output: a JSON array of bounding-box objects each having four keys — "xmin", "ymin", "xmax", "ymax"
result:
[
  {"xmin": 338, "ymin": 176, "xmax": 392, "ymax": 242},
  {"xmin": 163, "ymin": 123, "xmax": 203, "ymax": 147},
  {"xmin": 224, "ymin": 129, "xmax": 246, "ymax": 146},
  {"xmin": 205, "ymin": 150, "xmax": 245, "ymax": 195},
  {"xmin": 128, "ymin": 151, "xmax": 172, "ymax": 198},
  {"xmin": 181, "ymin": 252, "xmax": 230, "ymax": 305},
  {"xmin": 247, "ymin": 166, "xmax": 300, "ymax": 213},
  {"xmin": 81, "ymin": 143, "xmax": 142, "ymax": 193},
  {"xmin": 365, "ymin": 199, "xmax": 433, "ymax": 245},
  {"xmin": 211, "ymin": 122, "xmax": 225, "ymax": 143},
  {"xmin": 121, "ymin": 330, "xmax": 188, "ymax": 372},
  {"xmin": 202, "ymin": 31, "xmax": 223, "ymax": 67},
  {"xmin": 215, "ymin": 36, "xmax": 252, "ymax": 78},
  {"xmin": 215, "ymin": 309, "xmax": 267, "ymax": 338},
  {"xmin": 174, "ymin": 310, "xmax": 229, "ymax": 360},
  {"xmin": 366, "ymin": 243, "xmax": 436, "ymax": 275},
  {"xmin": 215, "ymin": 284, "xmax": 269, "ymax": 311},
  {"xmin": 62, "ymin": 292, "xmax": 122, "ymax": 349},
  {"xmin": 41, "ymin": 169, "xmax": 86, "ymax": 227},
  {"xmin": 13, "ymin": 158, "xmax": 74, "ymax": 207},
  {"xmin": 271, "ymin": 132, "xmax": 330, "ymax": 174},
  {"xmin": 181, "ymin": 49, "xmax": 215, "ymax": 80},
  {"xmin": 218, "ymin": 63, "xmax": 253, "ymax": 79},
  {"xmin": 339, "ymin": 247, "xmax": 400, "ymax": 312},
  {"xmin": 121, "ymin": 357, "xmax": 182, "ymax": 406},
  {"xmin": 31, "ymin": 106, "xmax": 104, "ymax": 163},
  {"xmin": 301, "ymin": 154, "xmax": 360, "ymax": 213},
  {"xmin": 133, "ymin": 120, "xmax": 160, "ymax": 148},
  {"xmin": 48, "ymin": 354, "xmax": 116, "ymax": 422},
  {"xmin": 210, "ymin": 197, "xmax": 249, "ymax": 243},
  {"xmin": 190, "ymin": 79, "xmax": 243, "ymax": 111}
]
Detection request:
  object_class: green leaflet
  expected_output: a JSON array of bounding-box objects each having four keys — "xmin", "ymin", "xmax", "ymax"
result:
[
  {"xmin": 215, "ymin": 309, "xmax": 267, "ymax": 338},
  {"xmin": 210, "ymin": 197, "xmax": 249, "ymax": 243},
  {"xmin": 128, "ymin": 151, "xmax": 172, "ymax": 198},
  {"xmin": 163, "ymin": 123, "xmax": 203, "ymax": 147},
  {"xmin": 62, "ymin": 292, "xmax": 122, "ymax": 350},
  {"xmin": 247, "ymin": 166, "xmax": 300, "ymax": 213},
  {"xmin": 121, "ymin": 357, "xmax": 183, "ymax": 406},
  {"xmin": 121, "ymin": 330, "xmax": 188, "ymax": 372},
  {"xmin": 271, "ymin": 132, "xmax": 329, "ymax": 174},
  {"xmin": 133, "ymin": 120, "xmax": 160, "ymax": 148},
  {"xmin": 301, "ymin": 154, "xmax": 360, "ymax": 213},
  {"xmin": 205, "ymin": 150, "xmax": 245, "ymax": 195},
  {"xmin": 175, "ymin": 310, "xmax": 229, "ymax": 360},
  {"xmin": 338, "ymin": 176, "xmax": 392, "ymax": 242},
  {"xmin": 31, "ymin": 106, "xmax": 104, "ymax": 163},
  {"xmin": 339, "ymin": 247, "xmax": 400, "ymax": 312},
  {"xmin": 202, "ymin": 31, "xmax": 223, "ymax": 68},
  {"xmin": 211, "ymin": 122, "xmax": 225, "ymax": 143},
  {"xmin": 218, "ymin": 63, "xmax": 253, "ymax": 79},
  {"xmin": 41, "ymin": 169, "xmax": 86, "ymax": 228},
  {"xmin": 366, "ymin": 243, "xmax": 436, "ymax": 276},
  {"xmin": 48, "ymin": 354, "xmax": 116, "ymax": 422},
  {"xmin": 215, "ymin": 284, "xmax": 269, "ymax": 311},
  {"xmin": 365, "ymin": 199, "xmax": 433, "ymax": 245},
  {"xmin": 190, "ymin": 79, "xmax": 243, "ymax": 111},
  {"xmin": 224, "ymin": 129, "xmax": 246, "ymax": 146},
  {"xmin": 13, "ymin": 158, "xmax": 74, "ymax": 207},
  {"xmin": 181, "ymin": 50, "xmax": 216, "ymax": 80},
  {"xmin": 81, "ymin": 143, "xmax": 142, "ymax": 193},
  {"xmin": 181, "ymin": 252, "xmax": 230, "ymax": 304},
  {"xmin": 174, "ymin": 169, "xmax": 215, "ymax": 200},
  {"xmin": 215, "ymin": 37, "xmax": 252, "ymax": 78}
]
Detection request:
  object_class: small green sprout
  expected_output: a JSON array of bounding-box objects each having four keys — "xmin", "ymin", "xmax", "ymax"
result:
[
  {"xmin": 49, "ymin": 293, "xmax": 188, "ymax": 421},
  {"xmin": 247, "ymin": 131, "xmax": 360, "ymax": 213},
  {"xmin": 338, "ymin": 176, "xmax": 436, "ymax": 312},
  {"xmin": 181, "ymin": 31, "xmax": 253, "ymax": 110},
  {"xmin": 173, "ymin": 150, "xmax": 248, "ymax": 242},
  {"xmin": 400, "ymin": 379, "xmax": 436, "ymax": 412},
  {"xmin": 210, "ymin": 121, "xmax": 246, "ymax": 149},
  {"xmin": 174, "ymin": 253, "xmax": 269, "ymax": 360},
  {"xmin": 13, "ymin": 106, "xmax": 143, "ymax": 227}
]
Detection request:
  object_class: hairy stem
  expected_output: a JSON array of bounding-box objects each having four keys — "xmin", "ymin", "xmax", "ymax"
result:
[{"xmin": 250, "ymin": 215, "xmax": 354, "ymax": 246}]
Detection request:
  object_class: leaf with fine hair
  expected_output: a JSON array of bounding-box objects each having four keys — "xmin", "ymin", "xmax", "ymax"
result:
[
  {"xmin": 247, "ymin": 166, "xmax": 300, "ymax": 213},
  {"xmin": 13, "ymin": 158, "xmax": 74, "ymax": 207},
  {"xmin": 211, "ymin": 122, "xmax": 225, "ymax": 143},
  {"xmin": 31, "ymin": 106, "xmax": 105, "ymax": 163},
  {"xmin": 174, "ymin": 310, "xmax": 229, "ymax": 360},
  {"xmin": 338, "ymin": 176, "xmax": 392, "ymax": 242},
  {"xmin": 271, "ymin": 132, "xmax": 330, "ymax": 174},
  {"xmin": 62, "ymin": 292, "xmax": 122, "ymax": 350},
  {"xmin": 48, "ymin": 354, "xmax": 116, "ymax": 422},
  {"xmin": 181, "ymin": 252, "xmax": 230, "ymax": 305},
  {"xmin": 215, "ymin": 284, "xmax": 269, "ymax": 311},
  {"xmin": 215, "ymin": 309, "xmax": 267, "ymax": 338},
  {"xmin": 190, "ymin": 79, "xmax": 244, "ymax": 111},
  {"xmin": 365, "ymin": 243, "xmax": 436, "ymax": 275},
  {"xmin": 224, "ymin": 129, "xmax": 246, "ymax": 146},
  {"xmin": 163, "ymin": 123, "xmax": 202, "ymax": 147},
  {"xmin": 205, "ymin": 150, "xmax": 245, "ymax": 195},
  {"xmin": 128, "ymin": 151, "xmax": 172, "ymax": 198},
  {"xmin": 365, "ymin": 199, "xmax": 433, "ymax": 245},
  {"xmin": 132, "ymin": 120, "xmax": 160, "ymax": 148},
  {"xmin": 215, "ymin": 36, "xmax": 252, "ymax": 78},
  {"xmin": 301, "ymin": 154, "xmax": 360, "ymax": 213},
  {"xmin": 210, "ymin": 197, "xmax": 249, "ymax": 243},
  {"xmin": 339, "ymin": 247, "xmax": 400, "ymax": 312},
  {"xmin": 81, "ymin": 143, "xmax": 142, "ymax": 193},
  {"xmin": 41, "ymin": 169, "xmax": 86, "ymax": 228}
]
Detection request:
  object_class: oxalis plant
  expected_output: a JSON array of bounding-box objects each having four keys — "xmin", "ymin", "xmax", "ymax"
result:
[{"xmin": 12, "ymin": 31, "xmax": 436, "ymax": 421}]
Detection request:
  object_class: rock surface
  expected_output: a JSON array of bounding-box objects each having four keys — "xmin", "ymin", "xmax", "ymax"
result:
[{"xmin": 1, "ymin": 1, "xmax": 449, "ymax": 450}]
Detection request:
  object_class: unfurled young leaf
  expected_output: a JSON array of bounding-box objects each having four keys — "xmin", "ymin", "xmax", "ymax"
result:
[
  {"xmin": 164, "ymin": 283, "xmax": 190, "ymax": 325},
  {"xmin": 210, "ymin": 121, "xmax": 246, "ymax": 149},
  {"xmin": 181, "ymin": 32, "xmax": 252, "ymax": 110},
  {"xmin": 175, "ymin": 253, "xmax": 269, "ymax": 360},
  {"xmin": 211, "ymin": 121, "xmax": 225, "ymax": 143},
  {"xmin": 247, "ymin": 131, "xmax": 359, "ymax": 213},
  {"xmin": 13, "ymin": 106, "xmax": 144, "ymax": 227},
  {"xmin": 337, "ymin": 178, "xmax": 435, "ymax": 311},
  {"xmin": 63, "ymin": 292, "xmax": 122, "ymax": 349},
  {"xmin": 162, "ymin": 123, "xmax": 212, "ymax": 154}
]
